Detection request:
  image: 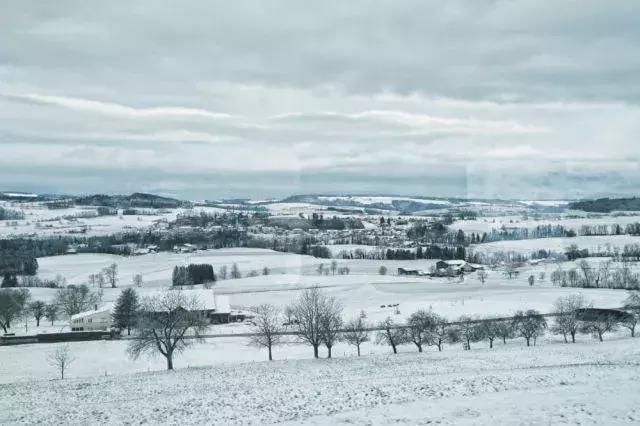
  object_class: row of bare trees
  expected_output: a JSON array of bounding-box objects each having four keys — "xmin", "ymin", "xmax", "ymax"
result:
[
  {"xmin": 247, "ymin": 288, "xmax": 640, "ymax": 361},
  {"xmin": 120, "ymin": 287, "xmax": 640, "ymax": 371},
  {"xmin": 550, "ymin": 260, "xmax": 640, "ymax": 290}
]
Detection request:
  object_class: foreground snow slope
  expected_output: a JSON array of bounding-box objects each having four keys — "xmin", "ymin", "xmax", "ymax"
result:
[{"xmin": 3, "ymin": 338, "xmax": 640, "ymax": 425}]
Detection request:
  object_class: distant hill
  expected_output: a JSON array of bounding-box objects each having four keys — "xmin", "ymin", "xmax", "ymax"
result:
[
  {"xmin": 568, "ymin": 197, "xmax": 640, "ymax": 213},
  {"xmin": 74, "ymin": 192, "xmax": 190, "ymax": 209}
]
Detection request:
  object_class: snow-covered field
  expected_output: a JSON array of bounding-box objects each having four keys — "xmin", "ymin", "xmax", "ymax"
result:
[
  {"xmin": 32, "ymin": 249, "xmax": 629, "ymax": 321},
  {"xmin": 0, "ymin": 203, "xmax": 229, "ymax": 238},
  {"xmin": 453, "ymin": 215, "xmax": 640, "ymax": 234},
  {"xmin": 318, "ymin": 195, "xmax": 453, "ymax": 206},
  {"xmin": 3, "ymin": 336, "xmax": 639, "ymax": 425},
  {"xmin": 472, "ymin": 234, "xmax": 640, "ymax": 255}
]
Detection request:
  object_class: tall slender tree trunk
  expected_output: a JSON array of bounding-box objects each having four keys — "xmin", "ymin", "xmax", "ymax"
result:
[
  {"xmin": 416, "ymin": 343, "xmax": 422, "ymax": 352},
  {"xmin": 391, "ymin": 342, "xmax": 397, "ymax": 354},
  {"xmin": 489, "ymin": 339, "xmax": 493, "ymax": 349},
  {"xmin": 313, "ymin": 344, "xmax": 319, "ymax": 359},
  {"xmin": 356, "ymin": 344, "xmax": 361, "ymax": 356},
  {"xmin": 268, "ymin": 345, "xmax": 273, "ymax": 361},
  {"xmin": 525, "ymin": 337, "xmax": 531, "ymax": 347},
  {"xmin": 36, "ymin": 318, "xmax": 40, "ymax": 327},
  {"xmin": 327, "ymin": 345, "xmax": 332, "ymax": 359},
  {"xmin": 437, "ymin": 341, "xmax": 443, "ymax": 352},
  {"xmin": 571, "ymin": 331, "xmax": 576, "ymax": 343},
  {"xmin": 563, "ymin": 333, "xmax": 568, "ymax": 343},
  {"xmin": 598, "ymin": 332, "xmax": 603, "ymax": 342}
]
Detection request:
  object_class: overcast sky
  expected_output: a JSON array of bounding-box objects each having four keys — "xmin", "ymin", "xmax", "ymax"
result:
[{"xmin": 1, "ymin": 1, "xmax": 639, "ymax": 200}]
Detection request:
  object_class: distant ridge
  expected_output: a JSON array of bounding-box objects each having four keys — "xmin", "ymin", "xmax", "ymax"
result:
[{"xmin": 74, "ymin": 192, "xmax": 191, "ymax": 209}]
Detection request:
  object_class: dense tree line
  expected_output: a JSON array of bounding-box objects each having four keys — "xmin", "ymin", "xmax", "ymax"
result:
[
  {"xmin": 0, "ymin": 207, "xmax": 25, "ymax": 220},
  {"xmin": 172, "ymin": 264, "xmax": 216, "ymax": 286},
  {"xmin": 483, "ymin": 224, "xmax": 575, "ymax": 243},
  {"xmin": 0, "ymin": 240, "xmax": 39, "ymax": 282},
  {"xmin": 74, "ymin": 192, "xmax": 189, "ymax": 209},
  {"xmin": 551, "ymin": 260, "xmax": 640, "ymax": 290},
  {"xmin": 309, "ymin": 213, "xmax": 364, "ymax": 230},
  {"xmin": 569, "ymin": 197, "xmax": 640, "ymax": 213}
]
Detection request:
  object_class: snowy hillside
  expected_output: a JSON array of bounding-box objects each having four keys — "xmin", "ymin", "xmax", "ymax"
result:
[{"xmin": 3, "ymin": 337, "xmax": 639, "ymax": 425}]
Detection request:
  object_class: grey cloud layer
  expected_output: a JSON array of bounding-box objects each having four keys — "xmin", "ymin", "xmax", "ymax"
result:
[{"xmin": 1, "ymin": 1, "xmax": 639, "ymax": 198}]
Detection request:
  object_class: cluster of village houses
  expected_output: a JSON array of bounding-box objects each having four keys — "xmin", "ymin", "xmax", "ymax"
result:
[{"xmin": 398, "ymin": 260, "xmax": 485, "ymax": 277}]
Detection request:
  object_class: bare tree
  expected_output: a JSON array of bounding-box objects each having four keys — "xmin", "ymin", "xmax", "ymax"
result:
[
  {"xmin": 103, "ymin": 263, "xmax": 118, "ymax": 288},
  {"xmin": 230, "ymin": 263, "xmax": 242, "ymax": 279},
  {"xmin": 0, "ymin": 288, "xmax": 30, "ymax": 333},
  {"xmin": 127, "ymin": 291, "xmax": 208, "ymax": 370},
  {"xmin": 283, "ymin": 305, "xmax": 295, "ymax": 325},
  {"xmin": 427, "ymin": 314, "xmax": 458, "ymax": 351},
  {"xmin": 319, "ymin": 296, "xmax": 343, "ymax": 358},
  {"xmin": 528, "ymin": 275, "xmax": 535, "ymax": 286},
  {"xmin": 343, "ymin": 317, "xmax": 370, "ymax": 356},
  {"xmin": 478, "ymin": 318, "xmax": 500, "ymax": 348},
  {"xmin": 477, "ymin": 270, "xmax": 488, "ymax": 284},
  {"xmin": 29, "ymin": 300, "xmax": 46, "ymax": 327},
  {"xmin": 551, "ymin": 294, "xmax": 589, "ymax": 343},
  {"xmin": 133, "ymin": 274, "xmax": 144, "ymax": 288},
  {"xmin": 248, "ymin": 304, "xmax": 283, "ymax": 361},
  {"xmin": 622, "ymin": 291, "xmax": 640, "ymax": 337},
  {"xmin": 407, "ymin": 310, "xmax": 435, "ymax": 352},
  {"xmin": 88, "ymin": 273, "xmax": 99, "ymax": 288},
  {"xmin": 550, "ymin": 268, "xmax": 563, "ymax": 286},
  {"xmin": 493, "ymin": 320, "xmax": 515, "ymax": 344},
  {"xmin": 48, "ymin": 344, "xmax": 74, "ymax": 380},
  {"xmin": 262, "ymin": 266, "xmax": 270, "ymax": 276},
  {"xmin": 55, "ymin": 285, "xmax": 100, "ymax": 317},
  {"xmin": 45, "ymin": 304, "xmax": 58, "ymax": 326},
  {"xmin": 218, "ymin": 265, "xmax": 228, "ymax": 280},
  {"xmin": 97, "ymin": 274, "xmax": 106, "ymax": 289},
  {"xmin": 512, "ymin": 310, "xmax": 547, "ymax": 346},
  {"xmin": 457, "ymin": 315, "xmax": 481, "ymax": 350},
  {"xmin": 330, "ymin": 260, "xmax": 338, "ymax": 275},
  {"xmin": 291, "ymin": 286, "xmax": 326, "ymax": 358},
  {"xmin": 375, "ymin": 317, "xmax": 407, "ymax": 354},
  {"xmin": 580, "ymin": 311, "xmax": 619, "ymax": 342},
  {"xmin": 316, "ymin": 263, "xmax": 325, "ymax": 275}
]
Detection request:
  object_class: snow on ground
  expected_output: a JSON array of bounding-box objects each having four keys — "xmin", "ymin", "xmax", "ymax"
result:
[
  {"xmin": 472, "ymin": 234, "xmax": 640, "ymax": 255},
  {"xmin": 0, "ymin": 205, "xmax": 179, "ymax": 238},
  {"xmin": 318, "ymin": 195, "xmax": 452, "ymax": 206},
  {"xmin": 2, "ymin": 336, "xmax": 639, "ymax": 425},
  {"xmin": 453, "ymin": 214, "xmax": 640, "ymax": 234},
  {"xmin": 33, "ymin": 249, "xmax": 628, "ymax": 321}
]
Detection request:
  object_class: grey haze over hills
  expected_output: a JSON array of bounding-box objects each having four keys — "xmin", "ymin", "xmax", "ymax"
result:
[{"xmin": 1, "ymin": 1, "xmax": 639, "ymax": 200}]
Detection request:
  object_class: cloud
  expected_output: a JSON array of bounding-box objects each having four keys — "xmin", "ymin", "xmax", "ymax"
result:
[
  {"xmin": 2, "ymin": 93, "xmax": 238, "ymax": 121},
  {"xmin": 0, "ymin": 1, "xmax": 639, "ymax": 198}
]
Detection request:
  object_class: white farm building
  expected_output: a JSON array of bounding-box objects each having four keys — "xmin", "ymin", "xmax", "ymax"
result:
[{"xmin": 70, "ymin": 304, "xmax": 114, "ymax": 332}]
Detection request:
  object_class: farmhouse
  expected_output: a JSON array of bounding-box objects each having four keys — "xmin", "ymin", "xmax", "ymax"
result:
[
  {"xmin": 145, "ymin": 289, "xmax": 232, "ymax": 324},
  {"xmin": 70, "ymin": 304, "xmax": 114, "ymax": 331},
  {"xmin": 435, "ymin": 260, "xmax": 484, "ymax": 275}
]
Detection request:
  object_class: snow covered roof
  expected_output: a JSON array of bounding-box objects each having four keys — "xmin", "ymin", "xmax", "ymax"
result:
[
  {"xmin": 440, "ymin": 260, "xmax": 467, "ymax": 266},
  {"xmin": 142, "ymin": 289, "xmax": 230, "ymax": 314},
  {"xmin": 70, "ymin": 303, "xmax": 114, "ymax": 320}
]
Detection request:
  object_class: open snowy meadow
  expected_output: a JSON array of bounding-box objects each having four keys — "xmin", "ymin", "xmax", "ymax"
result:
[{"xmin": 2, "ymin": 335, "xmax": 639, "ymax": 425}]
